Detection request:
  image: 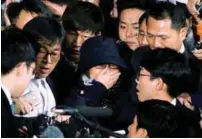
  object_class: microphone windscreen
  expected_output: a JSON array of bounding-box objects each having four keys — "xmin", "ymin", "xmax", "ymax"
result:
[
  {"xmin": 76, "ymin": 106, "xmax": 113, "ymax": 117},
  {"xmin": 39, "ymin": 126, "xmax": 64, "ymax": 138}
]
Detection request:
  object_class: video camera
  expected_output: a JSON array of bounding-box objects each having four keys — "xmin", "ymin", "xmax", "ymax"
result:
[{"xmin": 32, "ymin": 114, "xmax": 56, "ymax": 137}]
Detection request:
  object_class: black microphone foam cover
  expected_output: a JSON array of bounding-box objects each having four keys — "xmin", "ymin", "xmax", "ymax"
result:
[{"xmin": 76, "ymin": 106, "xmax": 113, "ymax": 117}]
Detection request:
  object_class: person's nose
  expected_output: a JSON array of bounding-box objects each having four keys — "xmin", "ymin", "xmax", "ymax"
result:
[
  {"xmin": 153, "ymin": 37, "xmax": 162, "ymax": 48},
  {"xmin": 75, "ymin": 35, "xmax": 83, "ymax": 48},
  {"xmin": 44, "ymin": 54, "xmax": 52, "ymax": 64},
  {"xmin": 142, "ymin": 36, "xmax": 148, "ymax": 46},
  {"xmin": 126, "ymin": 28, "xmax": 134, "ymax": 38}
]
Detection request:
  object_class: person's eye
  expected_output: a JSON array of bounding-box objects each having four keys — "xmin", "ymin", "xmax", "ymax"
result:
[
  {"xmin": 139, "ymin": 32, "xmax": 145, "ymax": 36},
  {"xmin": 83, "ymin": 35, "xmax": 90, "ymax": 39},
  {"xmin": 132, "ymin": 26, "xmax": 139, "ymax": 30},
  {"xmin": 147, "ymin": 34, "xmax": 154, "ymax": 38},
  {"xmin": 39, "ymin": 51, "xmax": 46, "ymax": 54},
  {"xmin": 161, "ymin": 37, "xmax": 168, "ymax": 40},
  {"xmin": 119, "ymin": 25, "xmax": 126, "ymax": 29},
  {"xmin": 38, "ymin": 51, "xmax": 46, "ymax": 58},
  {"xmin": 50, "ymin": 53, "xmax": 57, "ymax": 56}
]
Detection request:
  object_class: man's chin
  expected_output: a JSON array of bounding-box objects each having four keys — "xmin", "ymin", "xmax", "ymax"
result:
[
  {"xmin": 137, "ymin": 95, "xmax": 144, "ymax": 102},
  {"xmin": 69, "ymin": 54, "xmax": 80, "ymax": 63},
  {"xmin": 35, "ymin": 73, "xmax": 49, "ymax": 79}
]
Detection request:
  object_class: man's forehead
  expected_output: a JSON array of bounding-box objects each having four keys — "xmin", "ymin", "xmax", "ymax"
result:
[
  {"xmin": 40, "ymin": 43, "xmax": 61, "ymax": 51},
  {"xmin": 147, "ymin": 31, "xmax": 170, "ymax": 37},
  {"xmin": 147, "ymin": 17, "xmax": 172, "ymax": 29},
  {"xmin": 72, "ymin": 30, "xmax": 95, "ymax": 35},
  {"xmin": 147, "ymin": 18, "xmax": 173, "ymax": 36},
  {"xmin": 119, "ymin": 20, "xmax": 139, "ymax": 26}
]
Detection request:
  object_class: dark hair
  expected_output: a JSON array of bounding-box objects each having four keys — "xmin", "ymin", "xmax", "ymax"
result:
[
  {"xmin": 23, "ymin": 16, "xmax": 65, "ymax": 47},
  {"xmin": 146, "ymin": 2, "xmax": 187, "ymax": 30},
  {"xmin": 137, "ymin": 100, "xmax": 192, "ymax": 137},
  {"xmin": 6, "ymin": 2, "xmax": 22, "ymax": 25},
  {"xmin": 176, "ymin": 2, "xmax": 191, "ymax": 19},
  {"xmin": 20, "ymin": 0, "xmax": 52, "ymax": 17},
  {"xmin": 62, "ymin": 1, "xmax": 104, "ymax": 34},
  {"xmin": 117, "ymin": 0, "xmax": 146, "ymax": 18},
  {"xmin": 131, "ymin": 45, "xmax": 151, "ymax": 72},
  {"xmin": 140, "ymin": 48, "xmax": 200, "ymax": 97},
  {"xmin": 6, "ymin": 0, "xmax": 52, "ymax": 25},
  {"xmin": 2, "ymin": 27, "xmax": 36, "ymax": 75},
  {"xmin": 139, "ymin": 11, "xmax": 148, "ymax": 25},
  {"xmin": 48, "ymin": 0, "xmax": 78, "ymax": 4}
]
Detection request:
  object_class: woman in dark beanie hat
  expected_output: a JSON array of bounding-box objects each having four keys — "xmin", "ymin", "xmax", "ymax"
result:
[
  {"xmin": 63, "ymin": 36, "xmax": 139, "ymax": 132},
  {"xmin": 79, "ymin": 35, "xmax": 128, "ymax": 72},
  {"xmin": 64, "ymin": 36, "xmax": 129, "ymax": 107}
]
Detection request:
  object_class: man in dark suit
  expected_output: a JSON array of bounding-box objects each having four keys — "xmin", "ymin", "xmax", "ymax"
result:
[
  {"xmin": 1, "ymin": 27, "xmax": 36, "ymax": 137},
  {"xmin": 136, "ymin": 48, "xmax": 200, "ymax": 106},
  {"xmin": 128, "ymin": 100, "xmax": 202, "ymax": 138},
  {"xmin": 50, "ymin": 1, "xmax": 104, "ymax": 105},
  {"xmin": 146, "ymin": 2, "xmax": 189, "ymax": 53},
  {"xmin": 145, "ymin": 1, "xmax": 202, "ymax": 108},
  {"xmin": 133, "ymin": 48, "xmax": 202, "ymax": 135}
]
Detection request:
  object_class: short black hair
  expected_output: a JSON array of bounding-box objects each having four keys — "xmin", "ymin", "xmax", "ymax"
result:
[
  {"xmin": 117, "ymin": 0, "xmax": 146, "ymax": 18},
  {"xmin": 139, "ymin": 11, "xmax": 148, "ymax": 25},
  {"xmin": 48, "ymin": 0, "xmax": 78, "ymax": 5},
  {"xmin": 146, "ymin": 2, "xmax": 187, "ymax": 30},
  {"xmin": 137, "ymin": 100, "xmax": 199, "ymax": 137},
  {"xmin": 139, "ymin": 48, "xmax": 200, "ymax": 97},
  {"xmin": 6, "ymin": 2, "xmax": 22, "ymax": 25},
  {"xmin": 62, "ymin": 1, "xmax": 104, "ymax": 34},
  {"xmin": 20, "ymin": 0, "xmax": 52, "ymax": 17},
  {"xmin": 2, "ymin": 27, "xmax": 36, "ymax": 75},
  {"xmin": 6, "ymin": 0, "xmax": 52, "ymax": 25},
  {"xmin": 23, "ymin": 16, "xmax": 65, "ymax": 47}
]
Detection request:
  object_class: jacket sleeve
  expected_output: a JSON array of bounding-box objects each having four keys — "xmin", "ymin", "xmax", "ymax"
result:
[
  {"xmin": 191, "ymin": 91, "xmax": 202, "ymax": 108},
  {"xmin": 1, "ymin": 104, "xmax": 10, "ymax": 138},
  {"xmin": 63, "ymin": 80, "xmax": 107, "ymax": 107},
  {"xmin": 83, "ymin": 80, "xmax": 107, "ymax": 106}
]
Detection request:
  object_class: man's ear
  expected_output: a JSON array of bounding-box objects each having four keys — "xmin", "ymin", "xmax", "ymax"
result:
[
  {"xmin": 136, "ymin": 128, "xmax": 148, "ymax": 138},
  {"xmin": 180, "ymin": 27, "xmax": 187, "ymax": 41},
  {"xmin": 15, "ymin": 62, "xmax": 27, "ymax": 77},
  {"xmin": 155, "ymin": 78, "xmax": 164, "ymax": 91}
]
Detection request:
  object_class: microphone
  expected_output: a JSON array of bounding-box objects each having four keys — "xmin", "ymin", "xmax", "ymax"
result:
[
  {"xmin": 52, "ymin": 106, "xmax": 113, "ymax": 117},
  {"xmin": 52, "ymin": 106, "xmax": 78, "ymax": 115},
  {"xmin": 76, "ymin": 106, "xmax": 113, "ymax": 117}
]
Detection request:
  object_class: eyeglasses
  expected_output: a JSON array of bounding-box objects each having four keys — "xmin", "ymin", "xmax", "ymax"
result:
[
  {"xmin": 95, "ymin": 64, "xmax": 119, "ymax": 69},
  {"xmin": 38, "ymin": 51, "xmax": 61, "ymax": 62},
  {"xmin": 136, "ymin": 72, "xmax": 151, "ymax": 82}
]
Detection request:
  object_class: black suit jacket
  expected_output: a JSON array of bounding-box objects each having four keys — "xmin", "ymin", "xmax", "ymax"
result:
[
  {"xmin": 1, "ymin": 89, "xmax": 34, "ymax": 138},
  {"xmin": 175, "ymin": 100, "xmax": 202, "ymax": 137},
  {"xmin": 1, "ymin": 89, "xmax": 13, "ymax": 138}
]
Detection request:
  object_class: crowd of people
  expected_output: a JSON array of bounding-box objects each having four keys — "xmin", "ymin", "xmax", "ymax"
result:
[{"xmin": 1, "ymin": 0, "xmax": 202, "ymax": 138}]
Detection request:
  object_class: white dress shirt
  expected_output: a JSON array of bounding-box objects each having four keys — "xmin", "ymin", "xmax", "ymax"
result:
[
  {"xmin": 179, "ymin": 43, "xmax": 186, "ymax": 54},
  {"xmin": 16, "ymin": 78, "xmax": 56, "ymax": 117},
  {"xmin": 157, "ymin": 0, "xmax": 187, "ymax": 4},
  {"xmin": 170, "ymin": 98, "xmax": 177, "ymax": 106}
]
